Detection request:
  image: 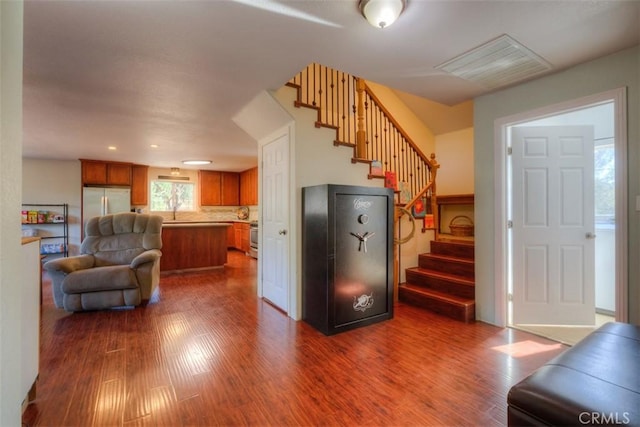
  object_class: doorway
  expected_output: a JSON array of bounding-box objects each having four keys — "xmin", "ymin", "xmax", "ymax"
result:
[{"xmin": 493, "ymin": 88, "xmax": 627, "ymax": 342}]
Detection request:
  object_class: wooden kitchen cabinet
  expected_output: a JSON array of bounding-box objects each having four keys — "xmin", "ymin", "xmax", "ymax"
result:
[
  {"xmin": 221, "ymin": 172, "xmax": 240, "ymax": 206},
  {"xmin": 161, "ymin": 224, "xmax": 229, "ymax": 271},
  {"xmin": 226, "ymin": 223, "xmax": 236, "ymax": 248},
  {"xmin": 199, "ymin": 170, "xmax": 240, "ymax": 206},
  {"xmin": 199, "ymin": 170, "xmax": 222, "ymax": 206},
  {"xmin": 234, "ymin": 222, "xmax": 250, "ymax": 252},
  {"xmin": 240, "ymin": 167, "xmax": 258, "ymax": 206},
  {"xmin": 81, "ymin": 159, "xmax": 131, "ymax": 186},
  {"xmin": 130, "ymin": 164, "xmax": 149, "ymax": 206}
]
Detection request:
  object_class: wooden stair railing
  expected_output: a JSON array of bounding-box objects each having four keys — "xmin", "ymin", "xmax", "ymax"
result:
[
  {"xmin": 286, "ymin": 63, "xmax": 439, "ymax": 226},
  {"xmin": 286, "ymin": 63, "xmax": 441, "ymax": 300}
]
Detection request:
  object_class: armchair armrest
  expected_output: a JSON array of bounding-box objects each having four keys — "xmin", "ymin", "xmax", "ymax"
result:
[
  {"xmin": 130, "ymin": 249, "xmax": 162, "ymax": 269},
  {"xmin": 43, "ymin": 254, "xmax": 95, "ymax": 274}
]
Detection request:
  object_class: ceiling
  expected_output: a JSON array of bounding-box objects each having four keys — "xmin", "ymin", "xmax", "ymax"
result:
[{"xmin": 22, "ymin": 0, "xmax": 640, "ymax": 171}]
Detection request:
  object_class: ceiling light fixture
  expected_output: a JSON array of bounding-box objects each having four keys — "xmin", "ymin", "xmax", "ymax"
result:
[
  {"xmin": 182, "ymin": 160, "xmax": 212, "ymax": 165},
  {"xmin": 359, "ymin": 0, "xmax": 406, "ymax": 29}
]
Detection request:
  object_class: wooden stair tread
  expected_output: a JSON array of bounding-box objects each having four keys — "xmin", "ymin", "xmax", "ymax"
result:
[
  {"xmin": 420, "ymin": 253, "xmax": 475, "ymax": 265},
  {"xmin": 436, "ymin": 238, "xmax": 474, "ymax": 246},
  {"xmin": 400, "ymin": 284, "xmax": 475, "ymax": 306},
  {"xmin": 406, "ymin": 267, "xmax": 475, "ymax": 286},
  {"xmin": 437, "ymin": 237, "xmax": 475, "ymax": 245},
  {"xmin": 316, "ymin": 121, "xmax": 338, "ymax": 130},
  {"xmin": 294, "ymin": 101, "xmax": 319, "ymax": 111},
  {"xmin": 334, "ymin": 140, "xmax": 356, "ymax": 148}
]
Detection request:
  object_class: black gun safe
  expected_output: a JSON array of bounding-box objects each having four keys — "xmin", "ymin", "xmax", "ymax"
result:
[{"xmin": 302, "ymin": 184, "xmax": 394, "ymax": 335}]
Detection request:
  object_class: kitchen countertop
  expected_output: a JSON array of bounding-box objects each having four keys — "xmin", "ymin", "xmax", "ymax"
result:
[
  {"xmin": 162, "ymin": 221, "xmax": 233, "ymax": 228},
  {"xmin": 22, "ymin": 236, "xmax": 41, "ymax": 245}
]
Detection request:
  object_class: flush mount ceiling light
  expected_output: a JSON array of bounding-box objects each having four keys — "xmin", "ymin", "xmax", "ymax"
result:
[
  {"xmin": 182, "ymin": 160, "xmax": 212, "ymax": 165},
  {"xmin": 359, "ymin": 0, "xmax": 406, "ymax": 29}
]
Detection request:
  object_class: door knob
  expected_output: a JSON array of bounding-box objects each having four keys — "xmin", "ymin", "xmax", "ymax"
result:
[
  {"xmin": 586, "ymin": 232, "xmax": 597, "ymax": 239},
  {"xmin": 279, "ymin": 229, "xmax": 287, "ymax": 235}
]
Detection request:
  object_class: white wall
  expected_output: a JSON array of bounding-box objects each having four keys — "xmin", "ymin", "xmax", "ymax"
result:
[
  {"xmin": 0, "ymin": 1, "xmax": 24, "ymax": 424},
  {"xmin": 272, "ymin": 85, "xmax": 438, "ymax": 310},
  {"xmin": 274, "ymin": 85, "xmax": 374, "ymax": 319},
  {"xmin": 474, "ymin": 45, "xmax": 640, "ymax": 325},
  {"xmin": 22, "ymin": 159, "xmax": 82, "ymax": 255}
]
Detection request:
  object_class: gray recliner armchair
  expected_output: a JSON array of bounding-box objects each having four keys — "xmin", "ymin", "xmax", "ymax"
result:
[{"xmin": 44, "ymin": 213, "xmax": 164, "ymax": 312}]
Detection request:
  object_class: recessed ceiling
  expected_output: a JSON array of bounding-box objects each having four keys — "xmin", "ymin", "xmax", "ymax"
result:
[{"xmin": 21, "ymin": 1, "xmax": 640, "ymax": 170}]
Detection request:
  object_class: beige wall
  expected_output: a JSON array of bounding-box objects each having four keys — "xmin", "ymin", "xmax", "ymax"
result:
[
  {"xmin": 0, "ymin": 1, "xmax": 24, "ymax": 424},
  {"xmin": 365, "ymin": 80, "xmax": 436, "ymax": 156},
  {"xmin": 434, "ymin": 127, "xmax": 474, "ymax": 196},
  {"xmin": 22, "ymin": 159, "xmax": 82, "ymax": 255},
  {"xmin": 474, "ymin": 45, "xmax": 640, "ymax": 325}
]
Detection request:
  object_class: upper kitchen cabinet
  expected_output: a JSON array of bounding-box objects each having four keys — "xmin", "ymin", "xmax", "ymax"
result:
[
  {"xmin": 199, "ymin": 170, "xmax": 222, "ymax": 206},
  {"xmin": 81, "ymin": 159, "xmax": 132, "ymax": 186},
  {"xmin": 221, "ymin": 172, "xmax": 240, "ymax": 206},
  {"xmin": 130, "ymin": 164, "xmax": 149, "ymax": 206},
  {"xmin": 240, "ymin": 167, "xmax": 258, "ymax": 206},
  {"xmin": 199, "ymin": 170, "xmax": 240, "ymax": 206}
]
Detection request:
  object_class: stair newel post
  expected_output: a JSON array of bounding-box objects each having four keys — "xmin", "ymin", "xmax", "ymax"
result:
[
  {"xmin": 393, "ymin": 206, "xmax": 402, "ymax": 303},
  {"xmin": 429, "ymin": 153, "xmax": 440, "ymax": 240},
  {"xmin": 355, "ymin": 78, "xmax": 367, "ymax": 159}
]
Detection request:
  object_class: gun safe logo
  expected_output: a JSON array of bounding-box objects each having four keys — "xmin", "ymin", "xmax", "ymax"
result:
[
  {"xmin": 353, "ymin": 198, "xmax": 372, "ymax": 211},
  {"xmin": 353, "ymin": 293, "xmax": 374, "ymax": 312}
]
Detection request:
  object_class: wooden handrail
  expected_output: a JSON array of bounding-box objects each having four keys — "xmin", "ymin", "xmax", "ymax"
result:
[
  {"xmin": 287, "ymin": 63, "xmax": 439, "ymax": 231},
  {"xmin": 288, "ymin": 63, "xmax": 442, "ymax": 300}
]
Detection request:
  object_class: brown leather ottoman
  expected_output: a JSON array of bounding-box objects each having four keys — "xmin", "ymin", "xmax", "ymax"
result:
[{"xmin": 507, "ymin": 322, "xmax": 640, "ymax": 426}]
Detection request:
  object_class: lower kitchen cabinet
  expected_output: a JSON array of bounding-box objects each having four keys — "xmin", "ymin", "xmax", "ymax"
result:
[
  {"xmin": 233, "ymin": 222, "xmax": 250, "ymax": 253},
  {"xmin": 161, "ymin": 224, "xmax": 230, "ymax": 271},
  {"xmin": 226, "ymin": 224, "xmax": 235, "ymax": 248}
]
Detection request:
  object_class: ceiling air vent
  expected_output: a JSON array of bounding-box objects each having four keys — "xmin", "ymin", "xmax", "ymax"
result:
[{"xmin": 435, "ymin": 34, "xmax": 552, "ymax": 90}]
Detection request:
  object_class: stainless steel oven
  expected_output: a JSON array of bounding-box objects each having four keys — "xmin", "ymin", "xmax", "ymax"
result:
[{"xmin": 249, "ymin": 221, "xmax": 258, "ymax": 258}]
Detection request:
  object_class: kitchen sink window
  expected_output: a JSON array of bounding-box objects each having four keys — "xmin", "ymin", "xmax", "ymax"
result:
[{"xmin": 150, "ymin": 180, "xmax": 195, "ymax": 212}]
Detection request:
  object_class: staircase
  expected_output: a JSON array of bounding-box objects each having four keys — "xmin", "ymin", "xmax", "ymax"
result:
[
  {"xmin": 399, "ymin": 239, "xmax": 475, "ymax": 322},
  {"xmin": 285, "ymin": 62, "xmax": 475, "ymax": 322}
]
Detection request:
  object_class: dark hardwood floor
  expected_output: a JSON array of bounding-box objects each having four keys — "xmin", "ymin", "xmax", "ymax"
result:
[{"xmin": 23, "ymin": 250, "xmax": 566, "ymax": 426}]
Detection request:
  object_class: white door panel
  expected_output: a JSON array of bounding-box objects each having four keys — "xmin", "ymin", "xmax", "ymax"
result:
[
  {"xmin": 511, "ymin": 126, "xmax": 595, "ymax": 325},
  {"xmin": 261, "ymin": 134, "xmax": 289, "ymax": 311}
]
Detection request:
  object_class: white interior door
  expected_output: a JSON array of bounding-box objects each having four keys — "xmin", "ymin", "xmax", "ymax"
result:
[
  {"xmin": 261, "ymin": 134, "xmax": 289, "ymax": 312},
  {"xmin": 511, "ymin": 125, "xmax": 595, "ymax": 325}
]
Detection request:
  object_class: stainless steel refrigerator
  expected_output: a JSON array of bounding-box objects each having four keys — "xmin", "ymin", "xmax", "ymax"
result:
[{"xmin": 82, "ymin": 187, "xmax": 131, "ymax": 224}]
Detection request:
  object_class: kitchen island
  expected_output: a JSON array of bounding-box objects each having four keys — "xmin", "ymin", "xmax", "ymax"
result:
[{"xmin": 161, "ymin": 222, "xmax": 231, "ymax": 272}]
